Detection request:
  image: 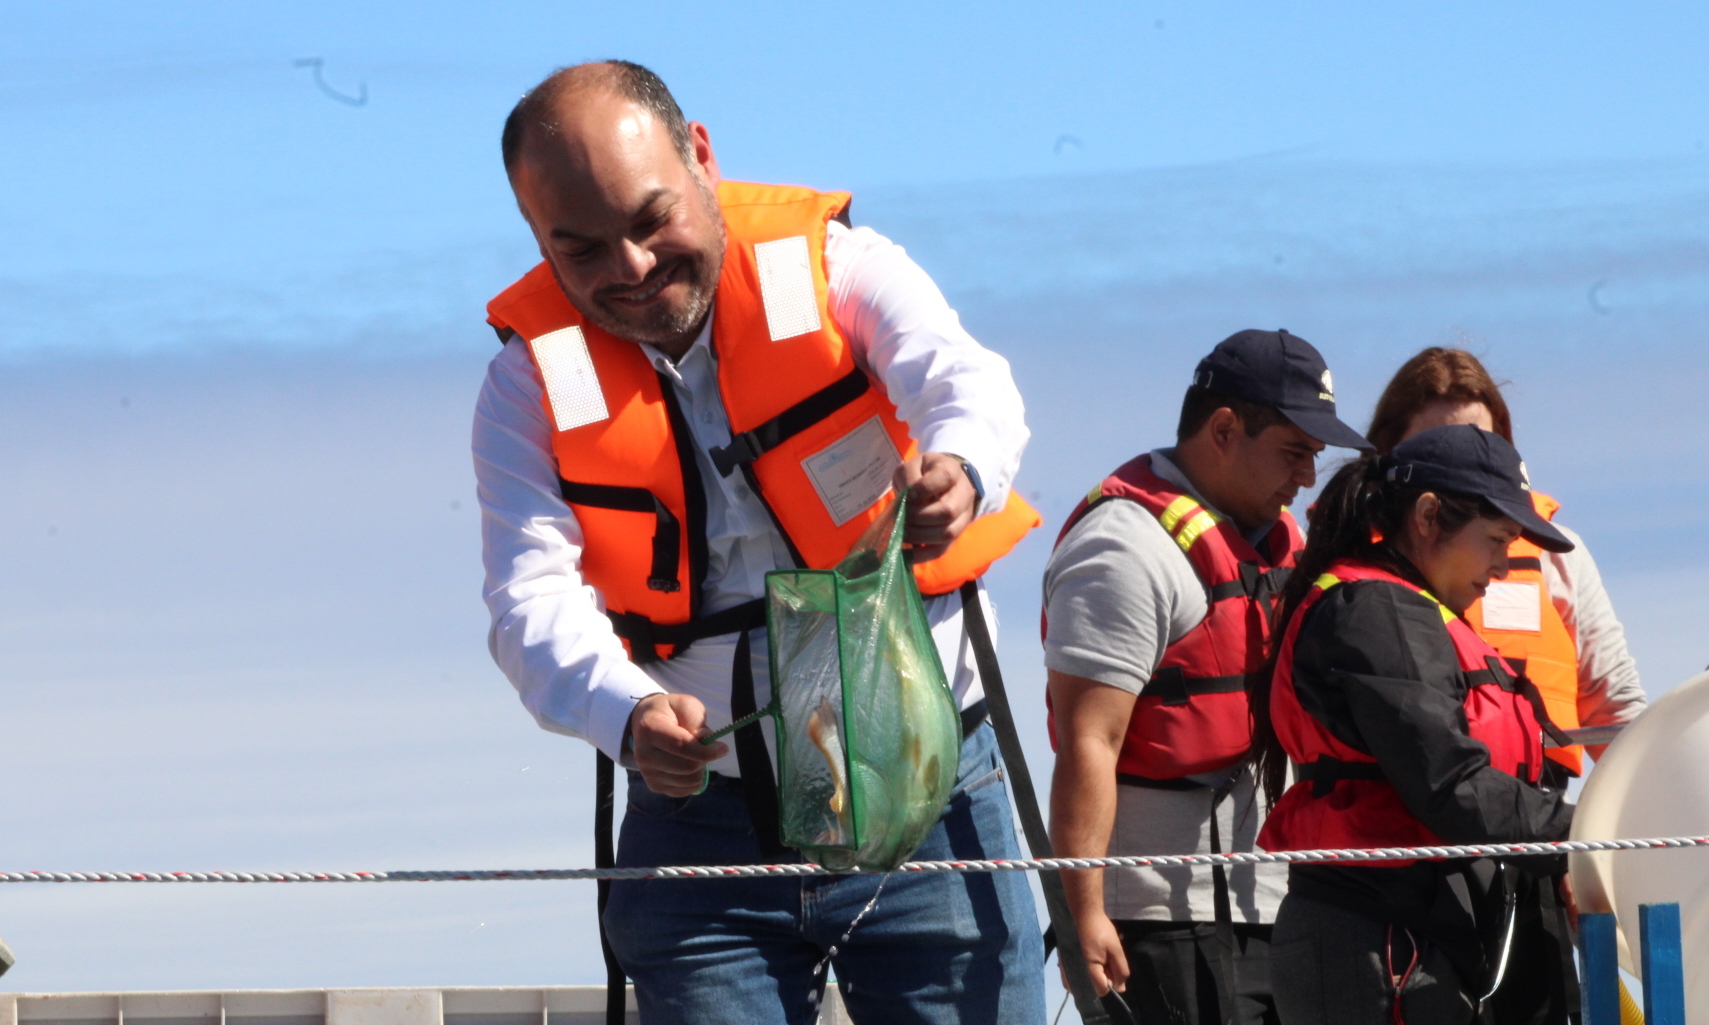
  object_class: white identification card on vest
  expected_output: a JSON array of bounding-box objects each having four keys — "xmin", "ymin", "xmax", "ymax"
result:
[
  {"xmin": 1483, "ymin": 580, "xmax": 1543, "ymax": 632},
  {"xmin": 802, "ymin": 416, "xmax": 903, "ymax": 527}
]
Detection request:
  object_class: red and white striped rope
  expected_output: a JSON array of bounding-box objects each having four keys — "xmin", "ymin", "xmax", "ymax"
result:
[{"xmin": 2, "ymin": 835, "xmax": 1703, "ymax": 884}]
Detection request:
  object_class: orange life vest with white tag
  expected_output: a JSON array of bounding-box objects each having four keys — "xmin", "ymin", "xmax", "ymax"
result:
[
  {"xmin": 485, "ymin": 180, "xmax": 1040, "ymax": 663},
  {"xmin": 1463, "ymin": 491, "xmax": 1583, "ymax": 773}
]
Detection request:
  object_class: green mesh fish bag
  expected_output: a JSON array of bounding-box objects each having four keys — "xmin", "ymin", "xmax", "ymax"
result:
[{"xmin": 765, "ymin": 492, "xmax": 962, "ymax": 871}]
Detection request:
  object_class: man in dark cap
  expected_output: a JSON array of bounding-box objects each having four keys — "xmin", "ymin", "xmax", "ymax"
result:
[{"xmin": 1043, "ymin": 330, "xmax": 1372, "ymax": 1024}]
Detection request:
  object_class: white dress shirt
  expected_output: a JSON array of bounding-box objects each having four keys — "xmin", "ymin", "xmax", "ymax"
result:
[{"xmin": 473, "ymin": 220, "xmax": 1030, "ymax": 776}]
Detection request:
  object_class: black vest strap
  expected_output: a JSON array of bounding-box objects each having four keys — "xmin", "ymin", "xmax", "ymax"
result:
[
  {"xmin": 1207, "ymin": 562, "xmax": 1293, "ymax": 604},
  {"xmin": 1295, "ymin": 757, "xmax": 1387, "ymax": 797},
  {"xmin": 1506, "ymin": 556, "xmax": 1543, "ymax": 572},
  {"xmin": 1466, "ymin": 655, "xmax": 1522, "ymax": 693},
  {"xmin": 729, "ymin": 629, "xmax": 788, "ymax": 859},
  {"xmin": 1208, "ymin": 780, "xmax": 1239, "ymax": 1025},
  {"xmin": 559, "ymin": 480, "xmax": 683, "ymax": 594},
  {"xmin": 708, "ymin": 368, "xmax": 871, "ymax": 477},
  {"xmin": 606, "ymin": 599, "xmax": 767, "ymax": 665},
  {"xmin": 592, "ymin": 752, "xmax": 627, "ymax": 1025},
  {"xmin": 1145, "ymin": 666, "xmax": 1251, "ymax": 707}
]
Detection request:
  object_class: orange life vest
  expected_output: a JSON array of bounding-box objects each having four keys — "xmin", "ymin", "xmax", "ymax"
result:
[
  {"xmin": 485, "ymin": 180, "xmax": 1040, "ymax": 663},
  {"xmin": 1463, "ymin": 492, "xmax": 1583, "ymax": 773}
]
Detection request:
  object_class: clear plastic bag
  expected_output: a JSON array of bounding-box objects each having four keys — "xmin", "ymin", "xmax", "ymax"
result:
[{"xmin": 767, "ymin": 493, "xmax": 961, "ymax": 871}]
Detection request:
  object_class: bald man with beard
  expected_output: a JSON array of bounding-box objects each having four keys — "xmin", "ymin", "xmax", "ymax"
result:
[{"xmin": 472, "ymin": 62, "xmax": 1046, "ymax": 1024}]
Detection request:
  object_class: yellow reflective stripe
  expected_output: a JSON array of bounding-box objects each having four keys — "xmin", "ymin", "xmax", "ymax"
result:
[
  {"xmin": 1173, "ymin": 510, "xmax": 1221, "ymax": 553},
  {"xmin": 1316, "ymin": 571, "xmax": 1458, "ymax": 622},
  {"xmin": 1157, "ymin": 495, "xmax": 1201, "ymax": 534},
  {"xmin": 1423, "ymin": 591, "xmax": 1457, "ymax": 623},
  {"xmin": 1086, "ymin": 484, "xmax": 1104, "ymax": 505}
]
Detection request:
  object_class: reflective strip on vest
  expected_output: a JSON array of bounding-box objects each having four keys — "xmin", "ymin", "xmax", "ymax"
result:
[
  {"xmin": 753, "ymin": 235, "xmax": 822, "ymax": 341},
  {"xmin": 1315, "ymin": 571, "xmax": 1454, "ymax": 624},
  {"xmin": 532, "ymin": 326, "xmax": 609, "ymax": 431},
  {"xmin": 1158, "ymin": 494, "xmax": 1225, "ymax": 555}
]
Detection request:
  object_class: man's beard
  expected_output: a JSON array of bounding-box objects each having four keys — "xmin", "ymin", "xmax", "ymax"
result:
[{"xmin": 577, "ymin": 177, "xmax": 725, "ymax": 350}]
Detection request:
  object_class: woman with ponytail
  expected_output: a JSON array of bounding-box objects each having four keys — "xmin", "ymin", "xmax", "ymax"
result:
[{"xmin": 1250, "ymin": 425, "xmax": 1574, "ymax": 1025}]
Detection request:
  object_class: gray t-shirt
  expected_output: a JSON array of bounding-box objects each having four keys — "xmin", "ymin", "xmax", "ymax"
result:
[{"xmin": 1043, "ymin": 449, "xmax": 1287, "ymax": 924}]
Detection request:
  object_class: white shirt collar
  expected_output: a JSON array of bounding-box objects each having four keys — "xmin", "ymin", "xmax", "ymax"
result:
[{"xmin": 640, "ymin": 315, "xmax": 715, "ymax": 375}]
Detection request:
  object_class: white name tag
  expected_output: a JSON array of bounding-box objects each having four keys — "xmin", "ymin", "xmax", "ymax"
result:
[
  {"xmin": 801, "ymin": 416, "xmax": 902, "ymax": 526},
  {"xmin": 1483, "ymin": 580, "xmax": 1542, "ymax": 633}
]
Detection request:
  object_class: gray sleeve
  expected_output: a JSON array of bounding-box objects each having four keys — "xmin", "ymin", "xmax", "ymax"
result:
[
  {"xmin": 1547, "ymin": 523, "xmax": 1647, "ymax": 726},
  {"xmin": 1042, "ymin": 499, "xmax": 1208, "ymax": 693}
]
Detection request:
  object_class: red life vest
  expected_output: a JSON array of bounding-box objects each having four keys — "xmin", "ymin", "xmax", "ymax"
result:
[
  {"xmin": 1258, "ymin": 560, "xmax": 1546, "ymax": 864},
  {"xmin": 486, "ymin": 181, "xmax": 1040, "ymax": 663},
  {"xmin": 1044, "ymin": 454, "xmax": 1303, "ymax": 779}
]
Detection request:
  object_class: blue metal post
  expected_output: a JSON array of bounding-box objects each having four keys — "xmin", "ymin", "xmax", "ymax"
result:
[
  {"xmin": 1578, "ymin": 912, "xmax": 1621, "ymax": 1025},
  {"xmin": 1640, "ymin": 903, "xmax": 1686, "ymax": 1025}
]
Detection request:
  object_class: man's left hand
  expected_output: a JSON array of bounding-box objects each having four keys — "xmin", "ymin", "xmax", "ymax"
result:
[{"xmin": 893, "ymin": 452, "xmax": 978, "ymax": 560}]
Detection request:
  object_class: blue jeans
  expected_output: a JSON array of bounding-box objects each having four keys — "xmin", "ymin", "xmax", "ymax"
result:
[{"xmin": 603, "ymin": 723, "xmax": 1047, "ymax": 1025}]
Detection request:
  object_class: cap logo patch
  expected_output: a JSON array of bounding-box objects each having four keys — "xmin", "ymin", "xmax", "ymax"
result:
[
  {"xmin": 1318, "ymin": 369, "xmax": 1335, "ymax": 403},
  {"xmin": 1519, "ymin": 461, "xmax": 1532, "ymax": 491}
]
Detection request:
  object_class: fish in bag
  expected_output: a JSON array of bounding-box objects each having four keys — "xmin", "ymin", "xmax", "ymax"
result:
[{"xmin": 766, "ymin": 492, "xmax": 962, "ymax": 871}]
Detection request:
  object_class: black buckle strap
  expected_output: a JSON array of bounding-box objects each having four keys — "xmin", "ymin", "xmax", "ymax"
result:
[
  {"xmin": 1504, "ymin": 657, "xmax": 1578, "ymax": 751},
  {"xmin": 1207, "ymin": 562, "xmax": 1292, "ymax": 604},
  {"xmin": 1146, "ymin": 666, "xmax": 1251, "ymax": 707},
  {"xmin": 559, "ymin": 480, "xmax": 682, "ymax": 594},
  {"xmin": 607, "ymin": 599, "xmax": 767, "ymax": 665},
  {"xmin": 708, "ymin": 368, "xmax": 871, "ymax": 477},
  {"xmin": 1295, "ymin": 757, "xmax": 1387, "ymax": 797},
  {"xmin": 1466, "ymin": 654, "xmax": 1522, "ymax": 693}
]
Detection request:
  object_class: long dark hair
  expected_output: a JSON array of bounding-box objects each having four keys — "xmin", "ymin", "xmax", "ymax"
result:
[{"xmin": 1248, "ymin": 455, "xmax": 1500, "ymax": 806}]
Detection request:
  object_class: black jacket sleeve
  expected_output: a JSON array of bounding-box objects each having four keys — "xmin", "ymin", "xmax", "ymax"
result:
[{"xmin": 1292, "ymin": 580, "xmax": 1573, "ymax": 844}]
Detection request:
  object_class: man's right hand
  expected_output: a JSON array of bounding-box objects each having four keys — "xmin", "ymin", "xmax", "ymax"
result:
[
  {"xmin": 1063, "ymin": 909, "xmax": 1129, "ymax": 997},
  {"xmin": 627, "ymin": 693, "xmax": 728, "ymax": 797}
]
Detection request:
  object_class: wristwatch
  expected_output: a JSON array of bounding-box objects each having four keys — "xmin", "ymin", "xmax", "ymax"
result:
[{"xmin": 955, "ymin": 457, "xmax": 986, "ymax": 505}]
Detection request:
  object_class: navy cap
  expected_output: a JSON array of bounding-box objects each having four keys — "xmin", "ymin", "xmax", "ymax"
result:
[
  {"xmin": 1193, "ymin": 329, "xmax": 1372, "ymax": 451},
  {"xmin": 1385, "ymin": 425, "xmax": 1574, "ymax": 553}
]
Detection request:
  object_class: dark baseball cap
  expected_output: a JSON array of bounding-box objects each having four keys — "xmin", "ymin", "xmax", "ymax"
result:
[
  {"xmin": 1385, "ymin": 425, "xmax": 1574, "ymax": 553},
  {"xmin": 1193, "ymin": 329, "xmax": 1372, "ymax": 451}
]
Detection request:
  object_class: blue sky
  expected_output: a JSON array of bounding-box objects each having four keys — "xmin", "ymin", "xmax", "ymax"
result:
[{"xmin": 2, "ymin": 0, "xmax": 1707, "ymax": 1004}]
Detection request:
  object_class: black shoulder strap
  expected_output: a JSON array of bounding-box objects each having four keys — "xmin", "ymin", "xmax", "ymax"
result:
[
  {"xmin": 959, "ymin": 582, "xmax": 1111, "ymax": 1025},
  {"xmin": 708, "ymin": 368, "xmax": 871, "ymax": 477}
]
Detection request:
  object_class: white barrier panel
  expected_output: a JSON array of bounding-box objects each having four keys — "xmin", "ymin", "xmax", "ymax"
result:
[
  {"xmin": 0, "ymin": 988, "xmax": 642, "ymax": 1025},
  {"xmin": 1571, "ymin": 669, "xmax": 1709, "ymax": 1018},
  {"xmin": 0, "ymin": 986, "xmax": 866, "ymax": 1025}
]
